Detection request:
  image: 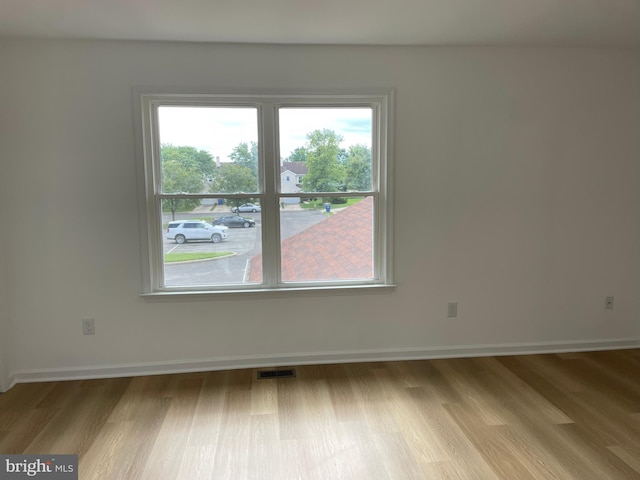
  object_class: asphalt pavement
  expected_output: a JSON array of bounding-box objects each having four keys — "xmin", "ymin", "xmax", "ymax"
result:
[{"xmin": 163, "ymin": 207, "xmax": 328, "ymax": 286}]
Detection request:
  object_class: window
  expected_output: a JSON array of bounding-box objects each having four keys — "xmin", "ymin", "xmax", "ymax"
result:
[{"xmin": 137, "ymin": 91, "xmax": 394, "ymax": 294}]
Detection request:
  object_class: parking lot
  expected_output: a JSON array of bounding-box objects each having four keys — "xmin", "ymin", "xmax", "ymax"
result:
[
  {"xmin": 162, "ymin": 209, "xmax": 328, "ymax": 286},
  {"xmin": 163, "ymin": 218, "xmax": 260, "ymax": 257}
]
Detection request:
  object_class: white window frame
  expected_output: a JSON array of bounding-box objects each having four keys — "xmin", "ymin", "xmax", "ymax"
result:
[{"xmin": 134, "ymin": 89, "xmax": 395, "ymax": 296}]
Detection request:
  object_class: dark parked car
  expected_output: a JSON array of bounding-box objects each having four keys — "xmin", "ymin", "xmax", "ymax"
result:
[{"xmin": 212, "ymin": 215, "xmax": 256, "ymax": 228}]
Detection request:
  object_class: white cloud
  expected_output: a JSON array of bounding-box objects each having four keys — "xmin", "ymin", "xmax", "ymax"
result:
[
  {"xmin": 158, "ymin": 106, "xmax": 372, "ymax": 161},
  {"xmin": 279, "ymin": 108, "xmax": 372, "ymax": 158},
  {"xmin": 158, "ymin": 106, "xmax": 257, "ymax": 162}
]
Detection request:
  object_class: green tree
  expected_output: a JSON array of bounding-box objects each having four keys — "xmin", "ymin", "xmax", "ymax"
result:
[
  {"xmin": 302, "ymin": 129, "xmax": 345, "ymax": 192},
  {"xmin": 229, "ymin": 141, "xmax": 258, "ymax": 178},
  {"xmin": 161, "ymin": 144, "xmax": 215, "ymax": 179},
  {"xmin": 286, "ymin": 146, "xmax": 309, "ymax": 163},
  {"xmin": 209, "ymin": 163, "xmax": 258, "ymax": 211},
  {"xmin": 160, "ymin": 145, "xmax": 214, "ymax": 219},
  {"xmin": 161, "ymin": 159, "xmax": 205, "ymax": 220},
  {"xmin": 344, "ymin": 144, "xmax": 372, "ymax": 191}
]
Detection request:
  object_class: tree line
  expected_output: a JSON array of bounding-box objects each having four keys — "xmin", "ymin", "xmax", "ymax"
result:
[{"xmin": 161, "ymin": 129, "xmax": 372, "ymax": 216}]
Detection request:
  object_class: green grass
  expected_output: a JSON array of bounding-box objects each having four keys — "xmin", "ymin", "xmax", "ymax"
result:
[{"xmin": 164, "ymin": 252, "xmax": 232, "ymax": 263}]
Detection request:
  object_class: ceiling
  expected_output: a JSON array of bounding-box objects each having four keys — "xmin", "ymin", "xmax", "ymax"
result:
[{"xmin": 0, "ymin": 0, "xmax": 638, "ymax": 47}]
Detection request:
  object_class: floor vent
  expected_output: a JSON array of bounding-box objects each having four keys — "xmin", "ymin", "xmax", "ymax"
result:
[{"xmin": 257, "ymin": 368, "xmax": 296, "ymax": 379}]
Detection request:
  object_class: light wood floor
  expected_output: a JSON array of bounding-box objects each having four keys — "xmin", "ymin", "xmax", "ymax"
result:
[{"xmin": 1, "ymin": 349, "xmax": 640, "ymax": 479}]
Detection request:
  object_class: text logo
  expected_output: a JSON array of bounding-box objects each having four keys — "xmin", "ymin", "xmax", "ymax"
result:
[{"xmin": 0, "ymin": 455, "xmax": 77, "ymax": 479}]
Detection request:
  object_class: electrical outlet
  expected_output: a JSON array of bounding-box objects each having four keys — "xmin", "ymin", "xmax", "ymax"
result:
[
  {"xmin": 447, "ymin": 302, "xmax": 458, "ymax": 318},
  {"xmin": 82, "ymin": 318, "xmax": 95, "ymax": 335},
  {"xmin": 605, "ymin": 296, "xmax": 614, "ymax": 310}
]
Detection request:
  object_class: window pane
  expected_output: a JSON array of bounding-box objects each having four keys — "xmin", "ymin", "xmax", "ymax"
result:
[
  {"xmin": 279, "ymin": 196, "xmax": 374, "ymax": 283},
  {"xmin": 142, "ymin": 92, "xmax": 390, "ymax": 294},
  {"xmin": 162, "ymin": 200, "xmax": 262, "ymax": 287},
  {"xmin": 158, "ymin": 106, "xmax": 259, "ymax": 194},
  {"xmin": 279, "ymin": 108, "xmax": 372, "ymax": 195}
]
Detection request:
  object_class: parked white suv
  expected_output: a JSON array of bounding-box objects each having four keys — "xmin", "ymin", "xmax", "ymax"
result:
[{"xmin": 166, "ymin": 220, "xmax": 229, "ymax": 244}]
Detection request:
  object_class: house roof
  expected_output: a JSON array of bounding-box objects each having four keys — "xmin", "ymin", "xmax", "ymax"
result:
[
  {"xmin": 248, "ymin": 197, "xmax": 373, "ymax": 283},
  {"xmin": 281, "ymin": 162, "xmax": 308, "ymax": 176}
]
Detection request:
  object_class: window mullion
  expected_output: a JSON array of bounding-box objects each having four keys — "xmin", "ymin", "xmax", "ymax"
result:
[{"xmin": 260, "ymin": 102, "xmax": 280, "ymax": 287}]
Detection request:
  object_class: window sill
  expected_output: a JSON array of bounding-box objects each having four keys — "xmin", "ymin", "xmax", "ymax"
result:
[{"xmin": 140, "ymin": 284, "xmax": 397, "ymax": 301}]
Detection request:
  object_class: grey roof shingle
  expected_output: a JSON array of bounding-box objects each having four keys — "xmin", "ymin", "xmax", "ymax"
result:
[{"xmin": 281, "ymin": 162, "xmax": 308, "ymax": 175}]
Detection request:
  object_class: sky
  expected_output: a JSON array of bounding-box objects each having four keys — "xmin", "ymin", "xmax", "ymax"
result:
[{"xmin": 158, "ymin": 106, "xmax": 372, "ymax": 162}]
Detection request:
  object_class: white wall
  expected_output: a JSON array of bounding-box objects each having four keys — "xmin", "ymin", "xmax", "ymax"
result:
[
  {"xmin": 0, "ymin": 82, "xmax": 12, "ymax": 389},
  {"xmin": 0, "ymin": 238, "xmax": 11, "ymax": 391},
  {"xmin": 0, "ymin": 40, "xmax": 638, "ymax": 385}
]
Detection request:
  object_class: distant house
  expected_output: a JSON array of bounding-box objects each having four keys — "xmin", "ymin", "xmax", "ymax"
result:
[
  {"xmin": 280, "ymin": 161, "xmax": 307, "ymax": 204},
  {"xmin": 248, "ymin": 197, "xmax": 373, "ymax": 282}
]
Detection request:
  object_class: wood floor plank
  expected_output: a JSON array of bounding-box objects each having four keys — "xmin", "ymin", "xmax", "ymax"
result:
[
  {"xmin": 431, "ymin": 358, "xmax": 512, "ymax": 427},
  {"xmin": 184, "ymin": 371, "xmax": 229, "ymax": 448},
  {"xmin": 25, "ymin": 378, "xmax": 131, "ymax": 456},
  {"xmin": 276, "ymin": 373, "xmax": 307, "ymax": 441},
  {"xmin": 496, "ymin": 354, "xmax": 640, "ymax": 479},
  {"xmin": 371, "ymin": 431, "xmax": 428, "ymax": 480},
  {"xmin": 78, "ymin": 420, "xmax": 136, "ymax": 480},
  {"xmin": 1, "ymin": 349, "xmax": 639, "ymax": 479},
  {"xmin": 90, "ymin": 375, "xmax": 174, "ymax": 479},
  {"xmin": 321, "ymin": 364, "xmax": 365, "ymax": 423},
  {"xmin": 609, "ymin": 445, "xmax": 640, "ymax": 474},
  {"xmin": 511, "ymin": 355, "xmax": 640, "ymax": 449},
  {"xmin": 443, "ymin": 401, "xmax": 539, "ymax": 480},
  {"xmin": 209, "ymin": 386, "xmax": 252, "ymax": 480},
  {"xmin": 472, "ymin": 356, "xmax": 575, "ymax": 425},
  {"xmin": 245, "ymin": 413, "xmax": 283, "ymax": 480},
  {"xmin": 456, "ymin": 358, "xmax": 599, "ymax": 480},
  {"xmin": 399, "ymin": 360, "xmax": 464, "ymax": 404},
  {"xmin": 403, "ymin": 389, "xmax": 499, "ymax": 480},
  {"xmin": 140, "ymin": 377, "xmax": 203, "ymax": 479},
  {"xmin": 104, "ymin": 395, "xmax": 173, "ymax": 479},
  {"xmin": 490, "ymin": 424, "xmax": 574, "ymax": 480},
  {"xmin": 0, "ymin": 406, "xmax": 58, "ymax": 454},
  {"xmin": 557, "ymin": 422, "xmax": 640, "ymax": 479},
  {"xmin": 176, "ymin": 445, "xmax": 219, "ymax": 480},
  {"xmin": 378, "ymin": 382, "xmax": 451, "ymax": 464},
  {"xmin": 575, "ymin": 351, "xmax": 640, "ymax": 411},
  {"xmin": 344, "ymin": 363, "xmax": 401, "ymax": 435},
  {"xmin": 250, "ymin": 373, "xmax": 278, "ymax": 416}
]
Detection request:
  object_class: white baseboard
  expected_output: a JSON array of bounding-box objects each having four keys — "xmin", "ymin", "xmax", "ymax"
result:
[
  {"xmin": 0, "ymin": 352, "xmax": 16, "ymax": 393},
  {"xmin": 8, "ymin": 337, "xmax": 640, "ymax": 388},
  {"xmin": 0, "ymin": 373, "xmax": 16, "ymax": 394}
]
